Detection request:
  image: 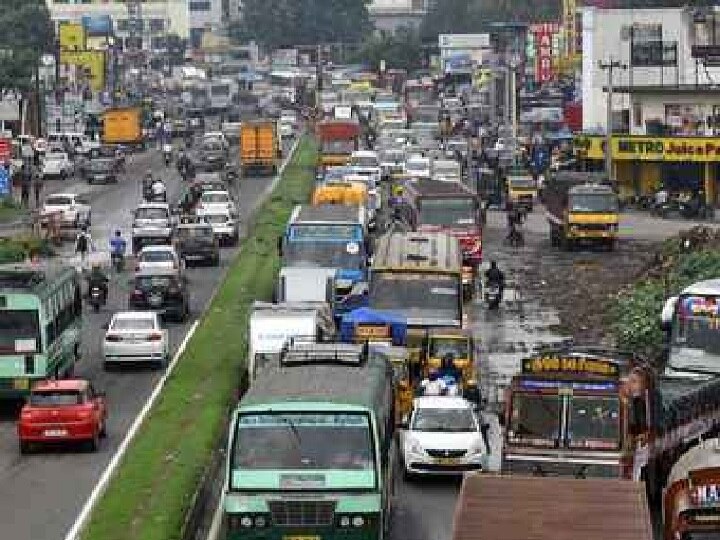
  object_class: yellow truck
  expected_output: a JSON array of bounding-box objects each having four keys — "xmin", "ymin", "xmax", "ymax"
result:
[
  {"xmin": 311, "ymin": 180, "xmax": 367, "ymax": 207},
  {"xmin": 240, "ymin": 120, "xmax": 280, "ymax": 176},
  {"xmin": 102, "ymin": 107, "xmax": 143, "ymax": 147}
]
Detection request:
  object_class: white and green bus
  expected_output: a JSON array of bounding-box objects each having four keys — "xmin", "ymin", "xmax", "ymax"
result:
[
  {"xmin": 0, "ymin": 264, "xmax": 82, "ymax": 398},
  {"xmin": 224, "ymin": 342, "xmax": 395, "ymax": 540}
]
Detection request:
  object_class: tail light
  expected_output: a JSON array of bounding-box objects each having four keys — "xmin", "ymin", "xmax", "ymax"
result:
[
  {"xmin": 131, "ymin": 289, "xmax": 144, "ymax": 298},
  {"xmin": 147, "ymin": 333, "xmax": 162, "ymax": 342},
  {"xmin": 105, "ymin": 334, "xmax": 122, "ymax": 342},
  {"xmin": 76, "ymin": 407, "xmax": 94, "ymax": 421}
]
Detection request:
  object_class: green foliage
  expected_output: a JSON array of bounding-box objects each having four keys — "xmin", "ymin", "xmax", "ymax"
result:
[
  {"xmin": 611, "ymin": 250, "xmax": 720, "ymax": 358},
  {"xmin": 0, "ymin": 0, "xmax": 54, "ymax": 91},
  {"xmin": 0, "ymin": 235, "xmax": 52, "ymax": 264},
  {"xmin": 232, "ymin": 0, "xmax": 371, "ymax": 49},
  {"xmin": 355, "ymin": 26, "xmax": 424, "ymax": 71}
]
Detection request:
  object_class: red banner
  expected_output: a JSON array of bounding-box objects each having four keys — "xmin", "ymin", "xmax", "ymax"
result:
[
  {"xmin": 535, "ymin": 29, "xmax": 554, "ymax": 83},
  {"xmin": 0, "ymin": 139, "xmax": 11, "ymax": 162}
]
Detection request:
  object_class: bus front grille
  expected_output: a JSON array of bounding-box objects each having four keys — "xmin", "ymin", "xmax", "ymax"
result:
[{"xmin": 268, "ymin": 500, "xmax": 336, "ymax": 527}]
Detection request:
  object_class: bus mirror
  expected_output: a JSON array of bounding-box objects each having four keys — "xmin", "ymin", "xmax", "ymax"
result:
[{"xmin": 629, "ymin": 397, "xmax": 647, "ymax": 436}]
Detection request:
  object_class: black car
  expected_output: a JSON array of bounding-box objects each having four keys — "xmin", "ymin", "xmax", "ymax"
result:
[
  {"xmin": 81, "ymin": 158, "xmax": 119, "ymax": 184},
  {"xmin": 129, "ymin": 270, "xmax": 189, "ymax": 321},
  {"xmin": 175, "ymin": 221, "xmax": 220, "ymax": 266}
]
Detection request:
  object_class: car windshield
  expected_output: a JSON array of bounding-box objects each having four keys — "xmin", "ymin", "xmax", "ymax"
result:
[
  {"xmin": 111, "ymin": 318, "xmax": 155, "ymax": 331},
  {"xmin": 569, "ymin": 193, "xmax": 618, "ymax": 212},
  {"xmin": 202, "ymin": 193, "xmax": 229, "ymax": 203},
  {"xmin": 178, "ymin": 226, "xmax": 213, "ymax": 239},
  {"xmin": 381, "ymin": 151, "xmax": 404, "ymax": 163},
  {"xmin": 283, "ymin": 242, "xmax": 363, "ymax": 269},
  {"xmin": 419, "ymin": 198, "xmax": 475, "ymax": 227},
  {"xmin": 46, "ymin": 152, "xmax": 65, "ymax": 161},
  {"xmin": 369, "ymin": 273, "xmax": 460, "ymax": 324},
  {"xmin": 351, "ymin": 156, "xmax": 378, "ymax": 168},
  {"xmin": 322, "ymin": 140, "xmax": 355, "ymax": 154},
  {"xmin": 135, "ymin": 208, "xmax": 168, "ymax": 220},
  {"xmin": 406, "ymin": 160, "xmax": 428, "ymax": 172},
  {"xmin": 140, "ymin": 250, "xmax": 174, "ymax": 263},
  {"xmin": 507, "ymin": 393, "xmax": 561, "ymax": 447},
  {"xmin": 567, "ymin": 395, "xmax": 621, "ymax": 450},
  {"xmin": 509, "ymin": 177, "xmax": 536, "ymax": 189},
  {"xmin": 205, "ymin": 214, "xmax": 229, "ymax": 224},
  {"xmin": 411, "ymin": 407, "xmax": 476, "ymax": 432},
  {"xmin": 671, "ymin": 295, "xmax": 720, "ymax": 374},
  {"xmin": 434, "ymin": 163, "xmax": 459, "ymax": 177},
  {"xmin": 30, "ymin": 390, "xmax": 82, "ymax": 406},
  {"xmin": 45, "ymin": 196, "xmax": 72, "ymax": 206},
  {"xmin": 429, "ymin": 337, "xmax": 469, "ymax": 359},
  {"xmin": 232, "ymin": 412, "xmax": 375, "ymax": 478}
]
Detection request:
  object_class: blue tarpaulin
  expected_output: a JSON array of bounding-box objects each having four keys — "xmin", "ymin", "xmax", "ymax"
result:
[{"xmin": 340, "ymin": 307, "xmax": 407, "ymax": 345}]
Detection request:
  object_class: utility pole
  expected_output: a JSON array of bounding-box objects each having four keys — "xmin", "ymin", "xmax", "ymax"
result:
[{"xmin": 598, "ymin": 59, "xmax": 626, "ymax": 182}]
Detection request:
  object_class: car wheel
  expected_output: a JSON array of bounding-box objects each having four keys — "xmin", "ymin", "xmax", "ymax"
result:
[
  {"xmin": 19, "ymin": 441, "xmax": 32, "ymax": 455},
  {"xmin": 99, "ymin": 419, "xmax": 107, "ymax": 438},
  {"xmin": 88, "ymin": 431, "xmax": 100, "ymax": 452}
]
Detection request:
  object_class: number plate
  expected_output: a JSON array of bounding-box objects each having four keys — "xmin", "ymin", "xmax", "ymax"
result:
[
  {"xmin": 44, "ymin": 429, "xmax": 68, "ymax": 437},
  {"xmin": 436, "ymin": 457, "xmax": 457, "ymax": 465}
]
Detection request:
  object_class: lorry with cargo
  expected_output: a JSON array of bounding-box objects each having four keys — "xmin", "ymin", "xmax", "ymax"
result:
[
  {"xmin": 102, "ymin": 107, "xmax": 144, "ymax": 147},
  {"xmin": 452, "ymin": 474, "xmax": 653, "ymax": 540},
  {"xmin": 316, "ymin": 120, "xmax": 361, "ymax": 169},
  {"xmin": 540, "ymin": 171, "xmax": 619, "ymax": 250},
  {"xmin": 239, "ymin": 120, "xmax": 280, "ymax": 176}
]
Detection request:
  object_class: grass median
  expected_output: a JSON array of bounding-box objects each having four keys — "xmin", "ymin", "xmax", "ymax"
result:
[{"xmin": 81, "ymin": 136, "xmax": 317, "ymax": 540}]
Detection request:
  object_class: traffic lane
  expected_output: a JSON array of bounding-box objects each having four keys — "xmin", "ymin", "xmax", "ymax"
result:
[{"xmin": 0, "ymin": 141, "xmax": 291, "ymax": 540}]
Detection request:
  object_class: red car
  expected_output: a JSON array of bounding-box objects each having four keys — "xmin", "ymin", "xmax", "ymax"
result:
[{"xmin": 17, "ymin": 379, "xmax": 107, "ymax": 454}]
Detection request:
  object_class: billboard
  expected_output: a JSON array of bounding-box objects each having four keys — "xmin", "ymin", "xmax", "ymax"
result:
[
  {"xmin": 60, "ymin": 50, "xmax": 106, "ymax": 91},
  {"xmin": 81, "ymin": 15, "xmax": 112, "ymax": 37},
  {"xmin": 535, "ymin": 28, "xmax": 554, "ymax": 83},
  {"xmin": 59, "ymin": 22, "xmax": 86, "ymax": 51},
  {"xmin": 438, "ymin": 34, "xmax": 490, "ymax": 50}
]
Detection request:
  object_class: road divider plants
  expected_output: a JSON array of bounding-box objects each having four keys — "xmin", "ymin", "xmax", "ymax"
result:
[{"xmin": 79, "ymin": 136, "xmax": 317, "ymax": 540}]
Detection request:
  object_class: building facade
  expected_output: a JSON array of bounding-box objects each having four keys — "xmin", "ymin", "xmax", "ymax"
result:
[{"xmin": 368, "ymin": 0, "xmax": 429, "ymax": 33}]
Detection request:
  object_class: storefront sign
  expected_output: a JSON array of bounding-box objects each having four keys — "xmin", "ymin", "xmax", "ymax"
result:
[
  {"xmin": 355, "ymin": 325, "xmax": 391, "ymax": 340},
  {"xmin": 574, "ymin": 135, "xmax": 720, "ymax": 162},
  {"xmin": 535, "ymin": 28, "xmax": 554, "ymax": 83},
  {"xmin": 522, "ymin": 355, "xmax": 620, "ymax": 377}
]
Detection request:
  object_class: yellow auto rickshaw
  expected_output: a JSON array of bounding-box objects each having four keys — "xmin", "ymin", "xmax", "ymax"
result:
[
  {"xmin": 423, "ymin": 328, "xmax": 475, "ymax": 387},
  {"xmin": 369, "ymin": 344, "xmax": 413, "ymax": 425}
]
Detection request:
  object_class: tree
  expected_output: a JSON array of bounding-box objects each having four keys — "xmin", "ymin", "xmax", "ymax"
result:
[
  {"xmin": 232, "ymin": 0, "xmax": 372, "ymax": 49},
  {"xmin": 0, "ymin": 0, "xmax": 54, "ymax": 92},
  {"xmin": 356, "ymin": 27, "xmax": 424, "ymax": 72}
]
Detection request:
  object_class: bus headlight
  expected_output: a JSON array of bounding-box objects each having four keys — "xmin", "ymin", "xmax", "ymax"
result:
[
  {"xmin": 339, "ymin": 516, "xmax": 351, "ymax": 528},
  {"xmin": 240, "ymin": 516, "xmax": 253, "ymax": 528},
  {"xmin": 352, "ymin": 516, "xmax": 365, "ymax": 527},
  {"xmin": 254, "ymin": 516, "xmax": 266, "ymax": 527}
]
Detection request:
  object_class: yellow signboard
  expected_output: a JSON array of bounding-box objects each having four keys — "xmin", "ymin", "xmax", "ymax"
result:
[
  {"xmin": 60, "ymin": 50, "xmax": 105, "ymax": 91},
  {"xmin": 59, "ymin": 22, "xmax": 86, "ymax": 51},
  {"xmin": 575, "ymin": 135, "xmax": 720, "ymax": 162},
  {"xmin": 522, "ymin": 355, "xmax": 620, "ymax": 377}
]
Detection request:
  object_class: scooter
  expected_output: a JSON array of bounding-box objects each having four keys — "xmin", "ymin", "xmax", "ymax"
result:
[
  {"xmin": 485, "ymin": 282, "xmax": 502, "ymax": 310},
  {"xmin": 89, "ymin": 285, "xmax": 105, "ymax": 312}
]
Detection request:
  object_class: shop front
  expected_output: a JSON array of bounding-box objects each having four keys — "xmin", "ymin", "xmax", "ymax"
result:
[{"xmin": 574, "ymin": 135, "xmax": 720, "ymax": 205}]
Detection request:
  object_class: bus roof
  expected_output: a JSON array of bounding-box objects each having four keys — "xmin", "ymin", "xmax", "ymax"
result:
[
  {"xmin": 372, "ymin": 232, "xmax": 462, "ymax": 274},
  {"xmin": 239, "ymin": 355, "xmax": 392, "ymax": 412},
  {"xmin": 291, "ymin": 204, "xmax": 364, "ymax": 224},
  {"xmin": 0, "ymin": 264, "xmax": 78, "ymax": 295}
]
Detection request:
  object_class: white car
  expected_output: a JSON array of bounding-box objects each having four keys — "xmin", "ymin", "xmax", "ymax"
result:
[
  {"xmin": 132, "ymin": 203, "xmax": 172, "ymax": 253},
  {"xmin": 42, "ymin": 151, "xmax": 74, "ymax": 180},
  {"xmin": 103, "ymin": 311, "xmax": 169, "ymax": 369},
  {"xmin": 198, "ymin": 190, "xmax": 237, "ymax": 217},
  {"xmin": 41, "ymin": 193, "xmax": 91, "ymax": 228},
  {"xmin": 403, "ymin": 156, "xmax": 432, "ymax": 179},
  {"xmin": 198, "ymin": 208, "xmax": 239, "ymax": 246},
  {"xmin": 202, "ymin": 132, "xmax": 229, "ymax": 151},
  {"xmin": 135, "ymin": 245, "xmax": 183, "ymax": 275},
  {"xmin": 401, "ymin": 396, "xmax": 485, "ymax": 478}
]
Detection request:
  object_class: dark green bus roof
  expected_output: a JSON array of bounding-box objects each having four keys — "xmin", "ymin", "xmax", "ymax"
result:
[{"xmin": 240, "ymin": 356, "xmax": 392, "ymax": 414}]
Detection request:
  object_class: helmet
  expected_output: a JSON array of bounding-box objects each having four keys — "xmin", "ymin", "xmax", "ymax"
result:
[
  {"xmin": 115, "ymin": 229, "xmax": 122, "ymax": 237},
  {"xmin": 428, "ymin": 369, "xmax": 439, "ymax": 381}
]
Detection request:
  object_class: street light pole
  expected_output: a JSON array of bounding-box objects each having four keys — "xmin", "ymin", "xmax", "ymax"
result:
[{"xmin": 598, "ymin": 59, "xmax": 626, "ymax": 182}]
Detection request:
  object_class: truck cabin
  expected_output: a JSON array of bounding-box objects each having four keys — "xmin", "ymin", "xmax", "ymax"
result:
[
  {"xmin": 424, "ymin": 327, "xmax": 474, "ymax": 384},
  {"xmin": 506, "ymin": 174, "xmax": 538, "ymax": 210},
  {"xmin": 568, "ymin": 184, "xmax": 619, "ymax": 214}
]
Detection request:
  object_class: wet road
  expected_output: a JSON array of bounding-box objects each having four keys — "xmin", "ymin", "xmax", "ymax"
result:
[{"xmin": 0, "ymin": 134, "xmax": 295, "ymax": 540}]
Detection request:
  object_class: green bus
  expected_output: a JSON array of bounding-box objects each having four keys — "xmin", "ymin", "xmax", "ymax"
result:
[
  {"xmin": 0, "ymin": 264, "xmax": 82, "ymax": 398},
  {"xmin": 224, "ymin": 342, "xmax": 396, "ymax": 540}
]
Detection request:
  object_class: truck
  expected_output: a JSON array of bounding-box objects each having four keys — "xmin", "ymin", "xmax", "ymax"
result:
[
  {"xmin": 541, "ymin": 171, "xmax": 619, "ymax": 250},
  {"xmin": 452, "ymin": 474, "xmax": 653, "ymax": 540},
  {"xmin": 277, "ymin": 205, "xmax": 368, "ymax": 315},
  {"xmin": 102, "ymin": 107, "xmax": 143, "ymax": 147},
  {"xmin": 247, "ymin": 301, "xmax": 336, "ymax": 379},
  {"xmin": 239, "ymin": 120, "xmax": 280, "ymax": 176},
  {"xmin": 316, "ymin": 120, "xmax": 361, "ymax": 169}
]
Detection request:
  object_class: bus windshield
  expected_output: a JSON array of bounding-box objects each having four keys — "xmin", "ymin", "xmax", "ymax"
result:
[
  {"xmin": 508, "ymin": 177, "xmax": 536, "ymax": 190},
  {"xmin": 671, "ymin": 295, "xmax": 720, "ymax": 375},
  {"xmin": 231, "ymin": 412, "xmax": 376, "ymax": 488},
  {"xmin": 429, "ymin": 337, "xmax": 469, "ymax": 359},
  {"xmin": 567, "ymin": 395, "xmax": 621, "ymax": 450},
  {"xmin": 322, "ymin": 140, "xmax": 355, "ymax": 154},
  {"xmin": 569, "ymin": 193, "xmax": 618, "ymax": 213},
  {"xmin": 508, "ymin": 393, "xmax": 561, "ymax": 447},
  {"xmin": 369, "ymin": 273, "xmax": 460, "ymax": 325},
  {"xmin": 0, "ymin": 310, "xmax": 40, "ymax": 353},
  {"xmin": 419, "ymin": 198, "xmax": 475, "ymax": 227}
]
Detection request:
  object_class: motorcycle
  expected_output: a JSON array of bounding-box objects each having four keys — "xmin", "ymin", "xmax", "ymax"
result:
[
  {"xmin": 485, "ymin": 282, "xmax": 502, "ymax": 310},
  {"xmin": 89, "ymin": 285, "xmax": 105, "ymax": 312}
]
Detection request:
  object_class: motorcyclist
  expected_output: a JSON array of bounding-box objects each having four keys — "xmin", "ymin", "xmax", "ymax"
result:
[
  {"xmin": 420, "ymin": 369, "xmax": 447, "ymax": 396},
  {"xmin": 163, "ymin": 142, "xmax": 172, "ymax": 166},
  {"xmin": 87, "ymin": 263, "xmax": 109, "ymax": 304},
  {"xmin": 151, "ymin": 177, "xmax": 166, "ymax": 200},
  {"xmin": 109, "ymin": 229, "xmax": 126, "ymax": 268},
  {"xmin": 485, "ymin": 260, "xmax": 505, "ymax": 298}
]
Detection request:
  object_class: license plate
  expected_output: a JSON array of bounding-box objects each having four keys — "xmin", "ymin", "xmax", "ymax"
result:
[
  {"xmin": 13, "ymin": 378, "xmax": 29, "ymax": 390},
  {"xmin": 44, "ymin": 429, "xmax": 67, "ymax": 437},
  {"xmin": 436, "ymin": 457, "xmax": 457, "ymax": 465}
]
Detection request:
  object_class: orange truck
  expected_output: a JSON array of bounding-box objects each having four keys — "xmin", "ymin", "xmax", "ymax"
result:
[
  {"xmin": 240, "ymin": 120, "xmax": 280, "ymax": 176},
  {"xmin": 316, "ymin": 120, "xmax": 361, "ymax": 168},
  {"xmin": 102, "ymin": 107, "xmax": 143, "ymax": 148}
]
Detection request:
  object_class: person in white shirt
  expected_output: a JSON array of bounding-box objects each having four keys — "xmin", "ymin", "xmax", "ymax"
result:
[{"xmin": 420, "ymin": 370, "xmax": 447, "ymax": 396}]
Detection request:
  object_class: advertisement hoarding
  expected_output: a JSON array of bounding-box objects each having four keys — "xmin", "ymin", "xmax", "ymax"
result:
[
  {"xmin": 59, "ymin": 22, "xmax": 86, "ymax": 51},
  {"xmin": 438, "ymin": 34, "xmax": 490, "ymax": 50},
  {"xmin": 81, "ymin": 15, "xmax": 112, "ymax": 37},
  {"xmin": 59, "ymin": 50, "xmax": 106, "ymax": 91}
]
